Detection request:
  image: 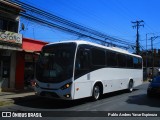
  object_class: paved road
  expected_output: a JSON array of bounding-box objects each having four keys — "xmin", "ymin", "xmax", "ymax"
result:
[{"xmin": 0, "ymin": 82, "xmax": 160, "ymax": 120}]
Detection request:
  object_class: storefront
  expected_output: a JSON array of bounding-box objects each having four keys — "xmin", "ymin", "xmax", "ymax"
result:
[
  {"xmin": 0, "ymin": 36, "xmax": 47, "ymax": 91},
  {"xmin": 0, "ymin": 0, "xmax": 23, "ymax": 92},
  {"xmin": 0, "ymin": 1, "xmax": 48, "ymax": 91},
  {"xmin": 15, "ymin": 38, "xmax": 48, "ymax": 90},
  {"xmin": 0, "ymin": 31, "xmax": 22, "ymax": 92}
]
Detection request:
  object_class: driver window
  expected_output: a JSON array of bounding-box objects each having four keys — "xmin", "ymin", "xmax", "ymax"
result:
[{"xmin": 75, "ymin": 47, "xmax": 90, "ymax": 79}]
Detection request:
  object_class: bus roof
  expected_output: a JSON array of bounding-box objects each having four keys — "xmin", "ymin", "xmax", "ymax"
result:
[{"xmin": 46, "ymin": 40, "xmax": 142, "ymax": 58}]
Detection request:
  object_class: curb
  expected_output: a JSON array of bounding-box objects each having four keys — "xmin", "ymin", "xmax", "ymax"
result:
[
  {"xmin": 13, "ymin": 95, "xmax": 37, "ymax": 104},
  {"xmin": 0, "ymin": 100, "xmax": 14, "ymax": 107},
  {"xmin": 0, "ymin": 93, "xmax": 36, "ymax": 107}
]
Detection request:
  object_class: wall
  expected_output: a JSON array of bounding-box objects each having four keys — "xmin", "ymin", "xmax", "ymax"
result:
[
  {"xmin": 22, "ymin": 38, "xmax": 48, "ymax": 52},
  {"xmin": 15, "ymin": 52, "xmax": 25, "ymax": 89},
  {"xmin": 9, "ymin": 51, "xmax": 16, "ymax": 89},
  {"xmin": 14, "ymin": 38, "xmax": 48, "ymax": 89}
]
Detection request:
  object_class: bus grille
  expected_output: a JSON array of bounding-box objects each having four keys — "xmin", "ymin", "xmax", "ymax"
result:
[{"xmin": 40, "ymin": 91, "xmax": 60, "ymax": 98}]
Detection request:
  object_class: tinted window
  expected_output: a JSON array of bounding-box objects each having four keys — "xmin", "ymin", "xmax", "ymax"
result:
[
  {"xmin": 117, "ymin": 54, "xmax": 126, "ymax": 68},
  {"xmin": 36, "ymin": 43, "xmax": 76, "ymax": 83},
  {"xmin": 107, "ymin": 51, "xmax": 117, "ymax": 67},
  {"xmin": 76, "ymin": 48, "xmax": 90, "ymax": 70},
  {"xmin": 133, "ymin": 57, "xmax": 142, "ymax": 69},
  {"xmin": 92, "ymin": 48, "xmax": 105, "ymax": 66},
  {"xmin": 126, "ymin": 56, "xmax": 133, "ymax": 68},
  {"xmin": 75, "ymin": 46, "xmax": 91, "ymax": 79},
  {"xmin": 106, "ymin": 51, "xmax": 109, "ymax": 66},
  {"xmin": 138, "ymin": 58, "xmax": 142, "ymax": 68}
]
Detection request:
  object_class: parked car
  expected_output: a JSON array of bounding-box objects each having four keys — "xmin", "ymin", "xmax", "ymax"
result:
[{"xmin": 147, "ymin": 76, "xmax": 160, "ymax": 97}]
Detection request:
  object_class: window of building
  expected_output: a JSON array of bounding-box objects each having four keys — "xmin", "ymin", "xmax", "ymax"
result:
[
  {"xmin": 0, "ymin": 20, "xmax": 3, "ymax": 30},
  {"xmin": 0, "ymin": 17, "xmax": 18, "ymax": 32}
]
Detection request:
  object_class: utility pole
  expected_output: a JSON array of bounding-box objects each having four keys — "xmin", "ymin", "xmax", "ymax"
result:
[
  {"xmin": 132, "ymin": 20, "xmax": 144, "ymax": 55},
  {"xmin": 146, "ymin": 33, "xmax": 154, "ymax": 77},
  {"xmin": 150, "ymin": 36, "xmax": 160, "ymax": 77}
]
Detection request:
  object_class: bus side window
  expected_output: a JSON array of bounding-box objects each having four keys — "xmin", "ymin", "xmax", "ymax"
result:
[
  {"xmin": 126, "ymin": 56, "xmax": 133, "ymax": 68},
  {"xmin": 75, "ymin": 48, "xmax": 90, "ymax": 78},
  {"xmin": 133, "ymin": 57, "xmax": 139, "ymax": 68},
  {"xmin": 76, "ymin": 49, "xmax": 90, "ymax": 70},
  {"xmin": 92, "ymin": 48, "xmax": 105, "ymax": 66},
  {"xmin": 138, "ymin": 59, "xmax": 142, "ymax": 68},
  {"xmin": 108, "ymin": 52, "xmax": 117, "ymax": 67}
]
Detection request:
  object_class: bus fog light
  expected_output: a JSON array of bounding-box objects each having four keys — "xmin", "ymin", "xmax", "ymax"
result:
[
  {"xmin": 64, "ymin": 94, "xmax": 70, "ymax": 98},
  {"xmin": 34, "ymin": 82, "xmax": 39, "ymax": 88}
]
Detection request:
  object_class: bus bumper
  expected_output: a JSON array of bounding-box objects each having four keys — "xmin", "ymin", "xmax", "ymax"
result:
[{"xmin": 34, "ymin": 87, "xmax": 73, "ymax": 100}]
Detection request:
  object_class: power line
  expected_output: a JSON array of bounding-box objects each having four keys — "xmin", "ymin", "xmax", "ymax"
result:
[
  {"xmin": 9, "ymin": 0, "xmax": 135, "ymax": 49},
  {"xmin": 22, "ymin": 13, "xmax": 129, "ymax": 49}
]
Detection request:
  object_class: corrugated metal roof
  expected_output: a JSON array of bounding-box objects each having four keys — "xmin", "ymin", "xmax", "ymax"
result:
[{"xmin": 0, "ymin": 0, "xmax": 24, "ymax": 11}]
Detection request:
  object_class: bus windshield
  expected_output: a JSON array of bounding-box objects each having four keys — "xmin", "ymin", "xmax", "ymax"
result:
[{"xmin": 36, "ymin": 43, "xmax": 76, "ymax": 83}]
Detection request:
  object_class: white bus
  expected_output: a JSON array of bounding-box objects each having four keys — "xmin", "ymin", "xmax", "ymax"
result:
[{"xmin": 34, "ymin": 40, "xmax": 143, "ymax": 100}]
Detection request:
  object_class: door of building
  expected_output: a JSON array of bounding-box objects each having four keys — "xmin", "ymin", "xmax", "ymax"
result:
[
  {"xmin": 0, "ymin": 56, "xmax": 10, "ymax": 91},
  {"xmin": 0, "ymin": 60, "xmax": 2, "ymax": 86},
  {"xmin": 0, "ymin": 60, "xmax": 3, "ymax": 89}
]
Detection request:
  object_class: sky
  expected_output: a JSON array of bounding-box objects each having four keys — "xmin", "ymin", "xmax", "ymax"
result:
[{"xmin": 19, "ymin": 0, "xmax": 160, "ymax": 51}]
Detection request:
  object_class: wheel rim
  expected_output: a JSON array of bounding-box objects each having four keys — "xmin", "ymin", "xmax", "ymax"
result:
[{"xmin": 94, "ymin": 86, "xmax": 100, "ymax": 100}]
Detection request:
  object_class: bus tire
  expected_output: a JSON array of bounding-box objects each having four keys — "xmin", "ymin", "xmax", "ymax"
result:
[
  {"xmin": 92, "ymin": 85, "xmax": 101, "ymax": 101},
  {"xmin": 128, "ymin": 80, "xmax": 134, "ymax": 92}
]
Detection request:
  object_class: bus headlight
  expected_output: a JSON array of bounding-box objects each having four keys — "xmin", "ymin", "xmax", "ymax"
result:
[
  {"xmin": 61, "ymin": 82, "xmax": 72, "ymax": 90},
  {"xmin": 31, "ymin": 80, "xmax": 39, "ymax": 88},
  {"xmin": 32, "ymin": 81, "xmax": 39, "ymax": 88}
]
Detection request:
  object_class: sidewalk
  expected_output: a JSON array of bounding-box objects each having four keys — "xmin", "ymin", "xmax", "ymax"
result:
[{"xmin": 0, "ymin": 90, "xmax": 36, "ymax": 107}]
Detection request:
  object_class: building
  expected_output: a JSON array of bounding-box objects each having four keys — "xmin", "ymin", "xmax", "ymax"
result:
[
  {"xmin": 0, "ymin": 1, "xmax": 48, "ymax": 91},
  {"xmin": 16, "ymin": 38, "xmax": 48, "ymax": 90},
  {"xmin": 142, "ymin": 49, "xmax": 160, "ymax": 77},
  {"xmin": 0, "ymin": 0, "xmax": 23, "ymax": 91}
]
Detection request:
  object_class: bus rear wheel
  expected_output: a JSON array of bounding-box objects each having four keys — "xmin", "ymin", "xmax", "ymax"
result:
[
  {"xmin": 128, "ymin": 80, "xmax": 133, "ymax": 92},
  {"xmin": 92, "ymin": 85, "xmax": 100, "ymax": 101}
]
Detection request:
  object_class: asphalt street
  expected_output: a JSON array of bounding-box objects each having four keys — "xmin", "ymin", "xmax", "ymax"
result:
[{"xmin": 0, "ymin": 82, "xmax": 160, "ymax": 120}]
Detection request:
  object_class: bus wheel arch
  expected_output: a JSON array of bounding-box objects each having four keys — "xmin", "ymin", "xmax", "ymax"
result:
[
  {"xmin": 92, "ymin": 82, "xmax": 103, "ymax": 101},
  {"xmin": 128, "ymin": 79, "xmax": 134, "ymax": 92}
]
